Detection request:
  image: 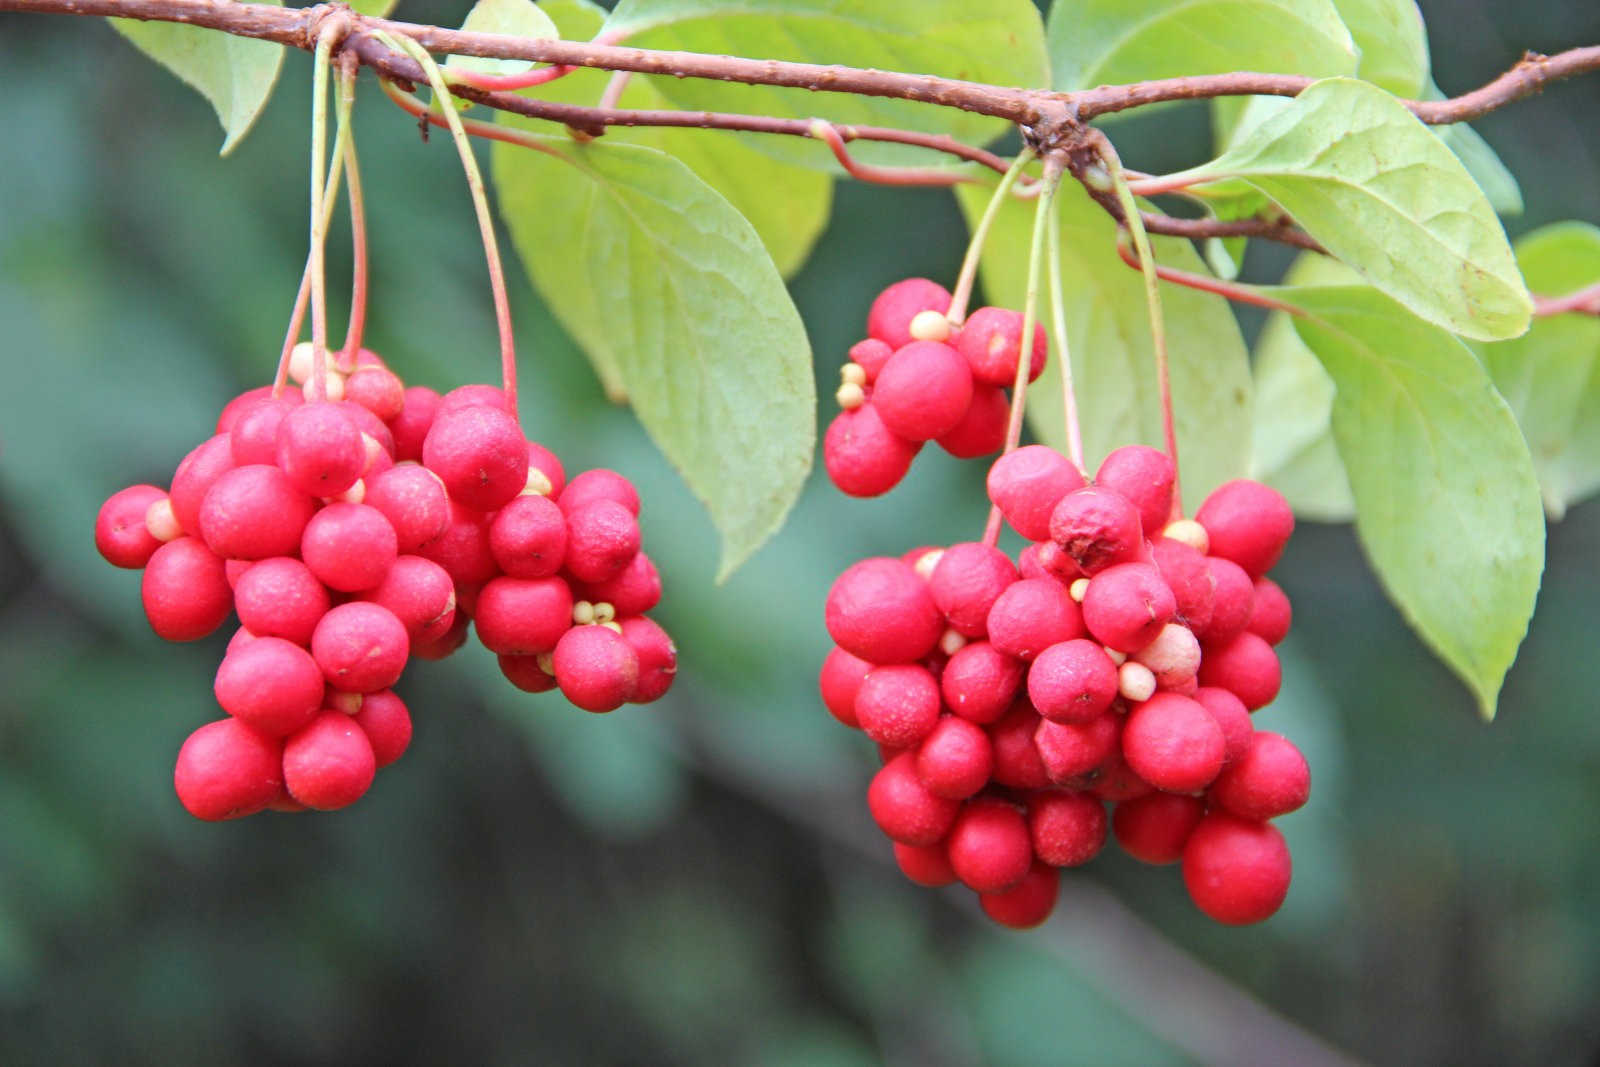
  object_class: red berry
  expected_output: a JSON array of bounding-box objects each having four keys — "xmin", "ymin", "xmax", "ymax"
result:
[
  {"xmin": 940, "ymin": 641, "xmax": 1024, "ymax": 725},
  {"xmin": 1182, "ymin": 813, "xmax": 1292, "ymax": 925},
  {"xmin": 141, "ymin": 536, "xmax": 232, "ymax": 641},
  {"xmin": 474, "ymin": 576, "xmax": 574, "ymax": 655},
  {"xmin": 573, "ymin": 551, "xmax": 661, "ymax": 617},
  {"xmin": 96, "ymin": 484, "xmax": 167, "ymax": 568},
  {"xmin": 173, "ymin": 717, "xmax": 284, "ymax": 821},
  {"xmin": 353, "ymin": 689, "xmax": 412, "ymax": 768},
  {"xmin": 282, "ymin": 711, "xmax": 378, "ymax": 811},
  {"xmin": 955, "ymin": 306, "xmax": 1048, "ymax": 388},
  {"xmin": 867, "ymin": 278, "xmax": 951, "ymax": 349},
  {"xmin": 1193, "ymin": 685, "xmax": 1254, "ymax": 765},
  {"xmin": 819, "ymin": 646, "xmax": 873, "ymax": 728},
  {"xmin": 1151, "ymin": 537, "xmax": 1214, "ymax": 634},
  {"xmin": 562, "ymin": 500, "xmax": 642, "ymax": 584},
  {"xmin": 873, "ymin": 341, "xmax": 974, "ymax": 442},
  {"xmin": 232, "ymin": 557, "xmax": 331, "ymax": 645},
  {"xmin": 498, "ymin": 652, "xmax": 557, "ymax": 693},
  {"xmin": 1195, "ymin": 480, "xmax": 1295, "ymax": 578},
  {"xmin": 1122, "ymin": 692, "xmax": 1227, "ymax": 793},
  {"xmin": 1027, "ymin": 639, "xmax": 1119, "ymax": 723},
  {"xmin": 217, "ymin": 385, "xmax": 294, "ymax": 433},
  {"xmin": 935, "ymin": 384, "xmax": 1009, "ymax": 459},
  {"xmin": 276, "ymin": 403, "xmax": 365, "ymax": 498},
  {"xmin": 855, "ymin": 664, "xmax": 942, "ymax": 748},
  {"xmin": 1209, "ymin": 731, "xmax": 1310, "ymax": 820},
  {"xmin": 947, "ymin": 798, "xmax": 1032, "ymax": 893},
  {"xmin": 1080, "ymin": 563, "xmax": 1176, "ymax": 652},
  {"xmin": 1112, "ymin": 792, "xmax": 1205, "ymax": 864},
  {"xmin": 1048, "ymin": 486, "xmax": 1145, "ymax": 575},
  {"xmin": 825, "ymin": 557, "xmax": 943, "ymax": 665},
  {"xmin": 300, "ymin": 502, "xmax": 399, "ymax": 592},
  {"xmin": 558, "ymin": 469, "xmax": 640, "ymax": 517},
  {"xmin": 418, "ymin": 499, "xmax": 497, "ymax": 586},
  {"xmin": 413, "ymin": 614, "xmax": 470, "ymax": 661},
  {"xmin": 526, "ymin": 441, "xmax": 567, "ymax": 500},
  {"xmin": 437, "ymin": 383, "xmax": 510, "ymax": 417},
  {"xmin": 1198, "ymin": 631, "xmax": 1282, "ymax": 711},
  {"xmin": 1034, "ymin": 712, "xmax": 1119, "ymax": 784},
  {"xmin": 848, "ymin": 337, "xmax": 894, "ymax": 383},
  {"xmin": 214, "ymin": 636, "xmax": 324, "ymax": 737},
  {"xmin": 345, "ymin": 365, "xmax": 406, "ymax": 422},
  {"xmin": 422, "ymin": 405, "xmax": 529, "ymax": 511},
  {"xmin": 365, "ymin": 464, "xmax": 451, "ymax": 553},
  {"xmin": 553, "ymin": 624, "xmax": 639, "ymax": 713},
  {"xmin": 1247, "ymin": 577, "xmax": 1292, "ymax": 645},
  {"xmin": 1093, "ymin": 445, "xmax": 1176, "ymax": 537},
  {"xmin": 337, "ymin": 400, "xmax": 397, "ymax": 459},
  {"xmin": 893, "ymin": 841, "xmax": 957, "ymax": 887},
  {"xmin": 1028, "ymin": 791, "xmax": 1107, "ymax": 867},
  {"xmin": 824, "ymin": 403, "xmax": 920, "ymax": 497},
  {"xmin": 196, "ymin": 464, "xmax": 317, "ymax": 561},
  {"xmin": 1193, "ymin": 556, "xmax": 1254, "ymax": 644},
  {"xmin": 986, "ymin": 445, "xmax": 1085, "ymax": 542},
  {"xmin": 619, "ymin": 616, "xmax": 676, "ymax": 703},
  {"xmin": 1088, "ymin": 745, "xmax": 1155, "ymax": 802},
  {"xmin": 867, "ymin": 751, "xmax": 960, "ymax": 846},
  {"xmin": 169, "ymin": 434, "xmax": 237, "ymax": 536},
  {"xmin": 929, "ymin": 542, "xmax": 1018, "ymax": 638},
  {"xmin": 986, "ymin": 578, "xmax": 1085, "ymax": 661},
  {"xmin": 228, "ymin": 395, "xmax": 298, "ymax": 465},
  {"xmin": 388, "ymin": 385, "xmax": 441, "ymax": 463},
  {"xmin": 311, "ymin": 602, "xmax": 409, "ymax": 692},
  {"xmin": 489, "ymin": 493, "xmax": 568, "ymax": 578},
  {"xmin": 362, "ymin": 555, "xmax": 457, "ymax": 643},
  {"xmin": 1131, "ymin": 621, "xmax": 1202, "ymax": 689},
  {"xmin": 988, "ymin": 700, "xmax": 1050, "ymax": 789},
  {"xmin": 979, "ymin": 861, "xmax": 1059, "ymax": 929},
  {"xmin": 914, "ymin": 716, "xmax": 994, "ymax": 799}
]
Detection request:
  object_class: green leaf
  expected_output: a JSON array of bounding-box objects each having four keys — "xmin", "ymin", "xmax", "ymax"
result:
[
  {"xmin": 1048, "ymin": 0, "xmax": 1355, "ymax": 93},
  {"xmin": 1476, "ymin": 222, "xmax": 1600, "ymax": 518},
  {"xmin": 1435, "ymin": 120, "xmax": 1523, "ymax": 217},
  {"xmin": 954, "ymin": 177, "xmax": 1252, "ymax": 509},
  {"xmin": 1170, "ymin": 78, "xmax": 1532, "ymax": 341},
  {"xmin": 447, "ymin": 0, "xmax": 559, "ymax": 76},
  {"xmin": 1282, "ymin": 285, "xmax": 1544, "ymax": 719},
  {"xmin": 601, "ymin": 0, "xmax": 1048, "ymax": 169},
  {"xmin": 527, "ymin": 0, "xmax": 831, "ymax": 278},
  {"xmin": 492, "ymin": 134, "xmax": 815, "ymax": 580},
  {"xmin": 348, "ymin": 0, "xmax": 401, "ymax": 15},
  {"xmin": 110, "ymin": 3, "xmax": 285, "ymax": 155},
  {"xmin": 1331, "ymin": 0, "xmax": 1429, "ymax": 97}
]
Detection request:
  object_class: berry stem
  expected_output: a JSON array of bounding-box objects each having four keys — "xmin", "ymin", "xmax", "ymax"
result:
[
  {"xmin": 597, "ymin": 69, "xmax": 632, "ymax": 110},
  {"xmin": 807, "ymin": 119, "xmax": 973, "ymax": 187},
  {"xmin": 307, "ymin": 26, "xmax": 336, "ymax": 403},
  {"xmin": 1046, "ymin": 187, "xmax": 1085, "ymax": 476},
  {"xmin": 380, "ymin": 77, "xmax": 567, "ymax": 160},
  {"xmin": 1111, "ymin": 240, "xmax": 1306, "ymax": 315},
  {"xmin": 947, "ymin": 148, "xmax": 1036, "ymax": 326},
  {"xmin": 271, "ymin": 123, "xmax": 353, "ymax": 397},
  {"xmin": 982, "ymin": 155, "xmax": 1062, "ymax": 548},
  {"xmin": 1104, "ymin": 144, "xmax": 1181, "ymax": 519},
  {"xmin": 1533, "ymin": 279, "xmax": 1600, "ymax": 316},
  {"xmin": 388, "ymin": 33, "xmax": 521, "ymax": 419},
  {"xmin": 338, "ymin": 57, "xmax": 369, "ymax": 367}
]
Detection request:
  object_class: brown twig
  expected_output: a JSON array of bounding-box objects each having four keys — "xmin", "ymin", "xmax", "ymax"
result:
[
  {"xmin": 1114, "ymin": 239, "xmax": 1305, "ymax": 314},
  {"xmin": 1140, "ymin": 212, "xmax": 1325, "ymax": 252}
]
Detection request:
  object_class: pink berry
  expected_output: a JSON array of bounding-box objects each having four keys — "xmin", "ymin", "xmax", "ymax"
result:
[
  {"xmin": 1112, "ymin": 792, "xmax": 1206, "ymax": 864},
  {"xmin": 929, "ymin": 542, "xmax": 1018, "ymax": 638},
  {"xmin": 422, "ymin": 405, "xmax": 529, "ymax": 511},
  {"xmin": 848, "ymin": 337, "xmax": 894, "ymax": 383},
  {"xmin": 1195, "ymin": 480, "xmax": 1295, "ymax": 578},
  {"xmin": 96, "ymin": 484, "xmax": 167, "ymax": 568},
  {"xmin": 893, "ymin": 841, "xmax": 957, "ymax": 887},
  {"xmin": 819, "ymin": 647, "xmax": 873, "ymax": 728},
  {"xmin": 1034, "ymin": 712, "xmax": 1120, "ymax": 784},
  {"xmin": 1193, "ymin": 686, "xmax": 1254, "ymax": 765},
  {"xmin": 1048, "ymin": 486, "xmax": 1145, "ymax": 575},
  {"xmin": 854, "ymin": 665, "xmax": 942, "ymax": 748},
  {"xmin": 1028, "ymin": 791, "xmax": 1107, "ymax": 867},
  {"xmin": 365, "ymin": 464, "xmax": 451, "ymax": 553},
  {"xmin": 336, "ymin": 401, "xmax": 397, "ymax": 459},
  {"xmin": 1018, "ymin": 541, "xmax": 1080, "ymax": 585},
  {"xmin": 935, "ymin": 384, "xmax": 1009, "ymax": 459},
  {"xmin": 825, "ymin": 557, "xmax": 943, "ymax": 665},
  {"xmin": 345, "ymin": 365, "xmax": 406, "ymax": 422},
  {"xmin": 437, "ymin": 383, "xmax": 510, "ymax": 417},
  {"xmin": 213, "ymin": 636, "xmax": 324, "ymax": 737},
  {"xmin": 173, "ymin": 717, "xmax": 284, "ymax": 821},
  {"xmin": 988, "ymin": 700, "xmax": 1050, "ymax": 789},
  {"xmin": 1122, "ymin": 692, "xmax": 1227, "ymax": 793},
  {"xmin": 232, "ymin": 557, "xmax": 330, "ymax": 645},
  {"xmin": 1247, "ymin": 577, "xmax": 1292, "ymax": 645},
  {"xmin": 823, "ymin": 403, "xmax": 920, "ymax": 497},
  {"xmin": 526, "ymin": 441, "xmax": 567, "ymax": 500},
  {"xmin": 558, "ymin": 469, "xmax": 640, "ymax": 517},
  {"xmin": 1131, "ymin": 622, "xmax": 1202, "ymax": 689},
  {"xmin": 388, "ymin": 385, "xmax": 442, "ymax": 463},
  {"xmin": 1027, "ymin": 639, "xmax": 1119, "ymax": 723},
  {"xmin": 1080, "ymin": 563, "xmax": 1176, "ymax": 653},
  {"xmin": 619, "ymin": 616, "xmax": 676, "ymax": 703},
  {"xmin": 301, "ymin": 502, "xmax": 398, "ymax": 592},
  {"xmin": 979, "ymin": 861, "xmax": 1060, "ymax": 929},
  {"xmin": 955, "ymin": 306, "xmax": 1049, "ymax": 387},
  {"xmin": 573, "ymin": 551, "xmax": 661, "ymax": 617},
  {"xmin": 867, "ymin": 751, "xmax": 960, "ymax": 846},
  {"xmin": 413, "ymin": 615, "xmax": 470, "ymax": 662},
  {"xmin": 1088, "ymin": 746, "xmax": 1155, "ymax": 802},
  {"xmin": 276, "ymin": 402, "xmax": 366, "ymax": 498},
  {"xmin": 489, "ymin": 493, "xmax": 567, "ymax": 578},
  {"xmin": 474, "ymin": 576, "xmax": 573, "ymax": 655},
  {"xmin": 947, "ymin": 798, "xmax": 1032, "ymax": 893},
  {"xmin": 1093, "ymin": 445, "xmax": 1176, "ymax": 537},
  {"xmin": 196, "ymin": 464, "xmax": 316, "ymax": 561},
  {"xmin": 311, "ymin": 602, "xmax": 409, "ymax": 692},
  {"xmin": 986, "ymin": 578, "xmax": 1084, "ymax": 661},
  {"xmin": 1209, "ymin": 731, "xmax": 1310, "ymax": 820},
  {"xmin": 914, "ymin": 716, "xmax": 993, "ymax": 799},
  {"xmin": 562, "ymin": 500, "xmax": 641, "ymax": 584},
  {"xmin": 1151, "ymin": 537, "xmax": 1215, "ymax": 634},
  {"xmin": 217, "ymin": 385, "xmax": 293, "ymax": 433},
  {"xmin": 141, "ymin": 536, "xmax": 232, "ymax": 641},
  {"xmin": 498, "ymin": 653, "xmax": 557, "ymax": 693},
  {"xmin": 283, "ymin": 711, "xmax": 378, "ymax": 811},
  {"xmin": 168, "ymin": 434, "xmax": 237, "ymax": 535},
  {"xmin": 362, "ymin": 555, "xmax": 457, "ymax": 643},
  {"xmin": 229, "ymin": 395, "xmax": 299, "ymax": 465},
  {"xmin": 553, "ymin": 625, "xmax": 639, "ymax": 713},
  {"xmin": 418, "ymin": 500, "xmax": 498, "ymax": 585},
  {"xmin": 1194, "ymin": 556, "xmax": 1254, "ymax": 644},
  {"xmin": 1198, "ymin": 631, "xmax": 1282, "ymax": 710},
  {"xmin": 872, "ymin": 341, "xmax": 974, "ymax": 442},
  {"xmin": 986, "ymin": 445, "xmax": 1085, "ymax": 542},
  {"xmin": 1182, "ymin": 813, "xmax": 1292, "ymax": 925},
  {"xmin": 867, "ymin": 278, "xmax": 951, "ymax": 349},
  {"xmin": 940, "ymin": 641, "xmax": 1024, "ymax": 725},
  {"xmin": 352, "ymin": 689, "xmax": 412, "ymax": 768}
]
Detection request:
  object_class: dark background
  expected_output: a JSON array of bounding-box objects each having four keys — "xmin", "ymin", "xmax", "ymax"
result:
[{"xmin": 2, "ymin": 1, "xmax": 1598, "ymax": 1063}]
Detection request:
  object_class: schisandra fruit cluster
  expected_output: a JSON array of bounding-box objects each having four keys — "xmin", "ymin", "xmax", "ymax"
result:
[
  {"xmin": 94, "ymin": 346, "xmax": 676, "ymax": 821},
  {"xmin": 824, "ymin": 277, "xmax": 1047, "ymax": 496}
]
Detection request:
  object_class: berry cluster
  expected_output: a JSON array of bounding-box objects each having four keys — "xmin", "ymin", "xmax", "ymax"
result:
[
  {"xmin": 822, "ymin": 436, "xmax": 1309, "ymax": 927},
  {"xmin": 95, "ymin": 345, "xmax": 676, "ymax": 821},
  {"xmin": 824, "ymin": 278, "xmax": 1047, "ymax": 496}
]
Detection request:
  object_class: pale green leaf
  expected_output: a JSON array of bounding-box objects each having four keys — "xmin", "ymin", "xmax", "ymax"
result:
[
  {"xmin": 1331, "ymin": 0, "xmax": 1429, "ymax": 97},
  {"xmin": 1435, "ymin": 121, "xmax": 1523, "ymax": 216},
  {"xmin": 527, "ymin": 0, "xmax": 831, "ymax": 278},
  {"xmin": 111, "ymin": 3, "xmax": 285, "ymax": 155},
  {"xmin": 1284, "ymin": 285, "xmax": 1544, "ymax": 719},
  {"xmin": 447, "ymin": 0, "xmax": 559, "ymax": 76},
  {"xmin": 1048, "ymin": 0, "xmax": 1355, "ymax": 93},
  {"xmin": 1170, "ymin": 78, "xmax": 1531, "ymax": 341},
  {"xmin": 955, "ymin": 178, "xmax": 1252, "ymax": 509},
  {"xmin": 348, "ymin": 0, "xmax": 401, "ymax": 15},
  {"xmin": 492, "ymin": 135, "xmax": 814, "ymax": 579},
  {"xmin": 601, "ymin": 0, "xmax": 1049, "ymax": 169},
  {"xmin": 1476, "ymin": 222, "xmax": 1600, "ymax": 517}
]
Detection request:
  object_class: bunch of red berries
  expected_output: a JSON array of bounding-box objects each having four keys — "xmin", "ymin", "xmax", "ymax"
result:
[
  {"xmin": 95, "ymin": 346, "xmax": 676, "ymax": 821},
  {"xmin": 824, "ymin": 277, "xmax": 1047, "ymax": 496}
]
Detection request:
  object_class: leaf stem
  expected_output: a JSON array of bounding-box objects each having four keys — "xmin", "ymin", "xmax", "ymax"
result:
[
  {"xmin": 947, "ymin": 149, "xmax": 1035, "ymax": 325},
  {"xmin": 1111, "ymin": 240, "xmax": 1304, "ymax": 315},
  {"xmin": 807, "ymin": 119, "xmax": 974, "ymax": 187}
]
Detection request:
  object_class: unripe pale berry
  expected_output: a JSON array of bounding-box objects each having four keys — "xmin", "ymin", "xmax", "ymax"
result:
[
  {"xmin": 1182, "ymin": 812, "xmax": 1292, "ymax": 925},
  {"xmin": 1080, "ymin": 562, "xmax": 1177, "ymax": 653},
  {"xmin": 276, "ymin": 403, "xmax": 365, "ymax": 498},
  {"xmin": 141, "ymin": 537, "xmax": 233, "ymax": 641},
  {"xmin": 1118, "ymin": 661, "xmax": 1157, "ymax": 702},
  {"xmin": 825, "ymin": 557, "xmax": 944, "ymax": 665},
  {"xmin": 1162, "ymin": 518, "xmax": 1209, "ymax": 554},
  {"xmin": 1028, "ymin": 790, "xmax": 1108, "ymax": 867},
  {"xmin": 1034, "ymin": 712, "xmax": 1120, "ymax": 784},
  {"xmin": 907, "ymin": 308, "xmax": 953, "ymax": 342},
  {"xmin": 935, "ymin": 384, "xmax": 1009, "ymax": 459},
  {"xmin": 1112, "ymin": 791, "xmax": 1205, "ymax": 864},
  {"xmin": 1131, "ymin": 621, "xmax": 1202, "ymax": 689},
  {"xmin": 144, "ymin": 497, "xmax": 182, "ymax": 543},
  {"xmin": 1197, "ymin": 631, "xmax": 1282, "ymax": 711},
  {"xmin": 618, "ymin": 615, "xmax": 676, "ymax": 703},
  {"xmin": 362, "ymin": 555, "xmax": 457, "ymax": 643},
  {"xmin": 913, "ymin": 715, "xmax": 993, "ymax": 799},
  {"xmin": 929, "ymin": 542, "xmax": 1019, "ymax": 638},
  {"xmin": 955, "ymin": 306, "xmax": 1048, "ymax": 387},
  {"xmin": 867, "ymin": 278, "xmax": 952, "ymax": 349},
  {"xmin": 562, "ymin": 500, "xmax": 642, "ymax": 584},
  {"xmin": 1048, "ymin": 485, "xmax": 1146, "ymax": 575},
  {"xmin": 173, "ymin": 717, "xmax": 284, "ymax": 821},
  {"xmin": 986, "ymin": 445, "xmax": 1086, "ymax": 542},
  {"xmin": 365, "ymin": 464, "xmax": 452, "ymax": 553},
  {"xmin": 1027, "ymin": 638, "xmax": 1119, "ymax": 723},
  {"xmin": 474, "ymin": 576, "xmax": 574, "ymax": 655},
  {"xmin": 388, "ymin": 385, "xmax": 442, "ymax": 463},
  {"xmin": 946, "ymin": 798, "xmax": 1033, "ymax": 893},
  {"xmin": 574, "ymin": 551, "xmax": 661, "ymax": 617},
  {"xmin": 867, "ymin": 751, "xmax": 960, "ymax": 846},
  {"xmin": 1193, "ymin": 686, "xmax": 1254, "ymax": 764},
  {"xmin": 282, "ymin": 711, "xmax": 377, "ymax": 811},
  {"xmin": 979, "ymin": 861, "xmax": 1060, "ymax": 929},
  {"xmin": 893, "ymin": 841, "xmax": 957, "ymax": 887},
  {"xmin": 940, "ymin": 641, "xmax": 1024, "ymax": 725},
  {"xmin": 1209, "ymin": 731, "xmax": 1310, "ymax": 820},
  {"xmin": 214, "ymin": 636, "xmax": 325, "ymax": 737},
  {"xmin": 558, "ymin": 469, "xmax": 640, "ymax": 517},
  {"xmin": 301, "ymin": 369, "xmax": 346, "ymax": 403},
  {"xmin": 988, "ymin": 700, "xmax": 1050, "ymax": 789},
  {"xmin": 553, "ymin": 624, "xmax": 640, "ymax": 713},
  {"xmin": 986, "ymin": 578, "xmax": 1085, "ymax": 661},
  {"xmin": 848, "ymin": 338, "xmax": 895, "ymax": 383},
  {"xmin": 96, "ymin": 485, "xmax": 167, "ymax": 568},
  {"xmin": 1195, "ymin": 480, "xmax": 1295, "ymax": 578},
  {"xmin": 872, "ymin": 341, "xmax": 975, "ymax": 442},
  {"xmin": 422, "ymin": 405, "xmax": 529, "ymax": 512},
  {"xmin": 1122, "ymin": 692, "xmax": 1227, "ymax": 793},
  {"xmin": 300, "ymin": 502, "xmax": 399, "ymax": 592},
  {"xmin": 835, "ymin": 382, "xmax": 866, "ymax": 409},
  {"xmin": 823, "ymin": 403, "xmax": 921, "ymax": 498},
  {"xmin": 854, "ymin": 664, "xmax": 942, "ymax": 748},
  {"xmin": 1093, "ymin": 445, "xmax": 1176, "ymax": 537},
  {"xmin": 1247, "ymin": 577, "xmax": 1292, "ymax": 645},
  {"xmin": 311, "ymin": 602, "xmax": 409, "ymax": 692},
  {"xmin": 168, "ymin": 434, "xmax": 237, "ymax": 535}
]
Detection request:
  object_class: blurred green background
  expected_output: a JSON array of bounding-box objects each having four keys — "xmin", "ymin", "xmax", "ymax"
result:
[{"xmin": 2, "ymin": 2, "xmax": 1599, "ymax": 1063}]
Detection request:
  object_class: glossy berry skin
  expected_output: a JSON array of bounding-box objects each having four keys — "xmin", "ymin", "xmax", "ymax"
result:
[
  {"xmin": 552, "ymin": 625, "xmax": 640, "ymax": 713},
  {"xmin": 474, "ymin": 576, "xmax": 573, "ymax": 655},
  {"xmin": 300, "ymin": 502, "xmax": 399, "ymax": 592},
  {"xmin": 1193, "ymin": 686, "xmax": 1254, "ymax": 765},
  {"xmin": 1112, "ymin": 792, "xmax": 1206, "ymax": 865},
  {"xmin": 422, "ymin": 405, "xmax": 529, "ymax": 512},
  {"xmin": 214, "ymin": 636, "xmax": 325, "ymax": 737},
  {"xmin": 436, "ymin": 383, "xmax": 510, "ymax": 417},
  {"xmin": 955, "ymin": 306, "xmax": 1048, "ymax": 387},
  {"xmin": 914, "ymin": 716, "xmax": 994, "ymax": 799},
  {"xmin": 276, "ymin": 403, "xmax": 365, "ymax": 498},
  {"xmin": 824, "ymin": 404, "xmax": 921, "ymax": 497},
  {"xmin": 936, "ymin": 385, "xmax": 1009, "ymax": 459},
  {"xmin": 819, "ymin": 647, "xmax": 873, "ymax": 728},
  {"xmin": 498, "ymin": 653, "xmax": 557, "ymax": 693},
  {"xmin": 364, "ymin": 464, "xmax": 451, "ymax": 553},
  {"xmin": 1027, "ymin": 639, "xmax": 1119, "ymax": 723},
  {"xmin": 1122, "ymin": 693, "xmax": 1227, "ymax": 794},
  {"xmin": 352, "ymin": 689, "xmax": 412, "ymax": 768},
  {"xmin": 1034, "ymin": 713, "xmax": 1120, "ymax": 784},
  {"xmin": 282, "ymin": 711, "xmax": 378, "ymax": 811},
  {"xmin": 1093, "ymin": 445, "xmax": 1176, "ymax": 537},
  {"xmin": 1247, "ymin": 577, "xmax": 1292, "ymax": 645},
  {"xmin": 168, "ymin": 434, "xmax": 237, "ymax": 535},
  {"xmin": 986, "ymin": 578, "xmax": 1085, "ymax": 661},
  {"xmin": 946, "ymin": 798, "xmax": 1033, "ymax": 893},
  {"xmin": 1209, "ymin": 731, "xmax": 1310, "ymax": 820},
  {"xmin": 489, "ymin": 494, "xmax": 568, "ymax": 579},
  {"xmin": 311, "ymin": 602, "xmax": 409, "ymax": 693},
  {"xmin": 558, "ymin": 469, "xmax": 641, "ymax": 517},
  {"xmin": 1081, "ymin": 563, "xmax": 1177, "ymax": 653},
  {"xmin": 217, "ymin": 385, "xmax": 288, "ymax": 433},
  {"xmin": 141, "ymin": 537, "xmax": 233, "ymax": 641},
  {"xmin": 619, "ymin": 616, "xmax": 677, "ymax": 703},
  {"xmin": 867, "ymin": 277, "xmax": 951, "ymax": 349},
  {"xmin": 1028, "ymin": 791, "xmax": 1107, "ymax": 867},
  {"xmin": 173, "ymin": 718, "xmax": 284, "ymax": 821},
  {"xmin": 855, "ymin": 665, "xmax": 942, "ymax": 748},
  {"xmin": 930, "ymin": 542, "xmax": 1019, "ymax": 638},
  {"xmin": 197, "ymin": 465, "xmax": 317, "ymax": 561},
  {"xmin": 361, "ymin": 555, "xmax": 456, "ymax": 643},
  {"xmin": 868, "ymin": 752, "xmax": 961, "ymax": 846},
  {"xmin": 873, "ymin": 341, "xmax": 974, "ymax": 442},
  {"xmin": 573, "ymin": 551, "xmax": 661, "ymax": 618},
  {"xmin": 1182, "ymin": 813, "xmax": 1292, "ymax": 925},
  {"xmin": 979, "ymin": 861, "xmax": 1060, "ymax": 929},
  {"xmin": 986, "ymin": 445, "xmax": 1086, "ymax": 542},
  {"xmin": 231, "ymin": 557, "xmax": 330, "ymax": 646},
  {"xmin": 893, "ymin": 841, "xmax": 957, "ymax": 887},
  {"xmin": 344, "ymin": 366, "xmax": 406, "ymax": 422},
  {"xmin": 96, "ymin": 485, "xmax": 167, "ymax": 568},
  {"xmin": 562, "ymin": 500, "xmax": 642, "ymax": 584},
  {"xmin": 228, "ymin": 395, "xmax": 298, "ymax": 465},
  {"xmin": 825, "ymin": 557, "xmax": 944, "ymax": 665},
  {"xmin": 1195, "ymin": 480, "xmax": 1295, "ymax": 578},
  {"xmin": 940, "ymin": 642, "xmax": 1024, "ymax": 725},
  {"xmin": 388, "ymin": 385, "xmax": 442, "ymax": 463},
  {"xmin": 848, "ymin": 338, "xmax": 894, "ymax": 383},
  {"xmin": 1198, "ymin": 632, "xmax": 1282, "ymax": 711}
]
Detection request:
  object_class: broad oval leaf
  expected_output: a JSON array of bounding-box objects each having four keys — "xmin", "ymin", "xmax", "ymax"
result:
[
  {"xmin": 492, "ymin": 135, "xmax": 815, "ymax": 580},
  {"xmin": 1423, "ymin": 80, "xmax": 1524, "ymax": 217},
  {"xmin": 1171, "ymin": 78, "xmax": 1532, "ymax": 341},
  {"xmin": 1048, "ymin": 0, "xmax": 1355, "ymax": 92},
  {"xmin": 1331, "ymin": 0, "xmax": 1429, "ymax": 97},
  {"xmin": 1476, "ymin": 222, "xmax": 1600, "ymax": 518},
  {"xmin": 448, "ymin": 0, "xmax": 559, "ymax": 76},
  {"xmin": 111, "ymin": 3, "xmax": 285, "ymax": 156},
  {"xmin": 1283, "ymin": 285, "xmax": 1544, "ymax": 719},
  {"xmin": 954, "ymin": 178, "xmax": 1252, "ymax": 510},
  {"xmin": 601, "ymin": 0, "xmax": 1049, "ymax": 169}
]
